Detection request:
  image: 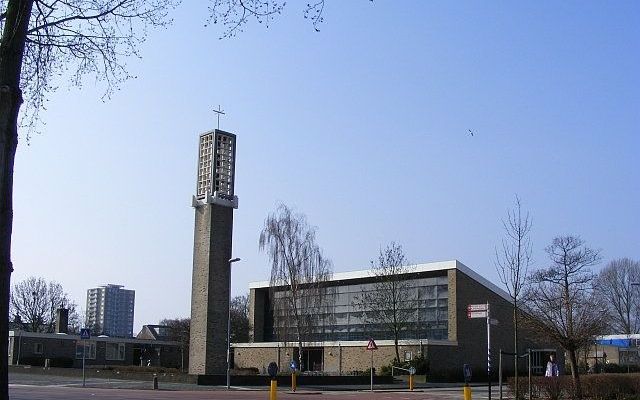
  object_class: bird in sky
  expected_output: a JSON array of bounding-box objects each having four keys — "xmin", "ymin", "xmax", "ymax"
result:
[{"xmin": 468, "ymin": 129, "xmax": 474, "ymax": 136}]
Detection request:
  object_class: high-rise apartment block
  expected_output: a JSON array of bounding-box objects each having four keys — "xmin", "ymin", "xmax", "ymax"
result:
[{"xmin": 86, "ymin": 284, "xmax": 135, "ymax": 338}]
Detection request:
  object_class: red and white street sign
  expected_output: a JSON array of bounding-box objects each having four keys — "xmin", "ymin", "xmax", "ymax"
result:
[
  {"xmin": 467, "ymin": 304, "xmax": 488, "ymax": 312},
  {"xmin": 366, "ymin": 338, "xmax": 378, "ymax": 350},
  {"xmin": 467, "ymin": 311, "xmax": 488, "ymax": 319}
]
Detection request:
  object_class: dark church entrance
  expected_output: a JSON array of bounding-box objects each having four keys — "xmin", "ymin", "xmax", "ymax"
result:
[{"xmin": 302, "ymin": 347, "xmax": 323, "ymax": 372}]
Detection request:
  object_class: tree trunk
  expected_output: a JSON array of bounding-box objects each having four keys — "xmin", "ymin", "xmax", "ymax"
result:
[
  {"xmin": 567, "ymin": 349, "xmax": 582, "ymax": 399},
  {"xmin": 394, "ymin": 330, "xmax": 400, "ymax": 364},
  {"xmin": 514, "ymin": 304, "xmax": 519, "ymax": 400},
  {"xmin": 0, "ymin": 1, "xmax": 34, "ymax": 397}
]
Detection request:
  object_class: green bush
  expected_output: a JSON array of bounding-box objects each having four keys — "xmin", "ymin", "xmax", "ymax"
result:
[
  {"xmin": 379, "ymin": 364, "xmax": 393, "ymax": 376},
  {"xmin": 378, "ymin": 354, "xmax": 428, "ymax": 377},
  {"xmin": 409, "ymin": 354, "xmax": 429, "ymax": 375}
]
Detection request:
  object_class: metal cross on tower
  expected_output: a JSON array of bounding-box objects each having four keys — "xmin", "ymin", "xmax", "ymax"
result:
[{"xmin": 213, "ymin": 105, "xmax": 226, "ymax": 129}]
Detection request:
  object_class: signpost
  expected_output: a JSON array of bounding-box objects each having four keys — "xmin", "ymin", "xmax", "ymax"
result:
[
  {"xmin": 80, "ymin": 328, "xmax": 90, "ymax": 388},
  {"xmin": 367, "ymin": 338, "xmax": 378, "ymax": 392},
  {"xmin": 468, "ymin": 303, "xmax": 492, "ymax": 400}
]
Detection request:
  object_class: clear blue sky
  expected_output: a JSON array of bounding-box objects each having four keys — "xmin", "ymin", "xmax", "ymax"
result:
[{"xmin": 11, "ymin": 1, "xmax": 639, "ymax": 332}]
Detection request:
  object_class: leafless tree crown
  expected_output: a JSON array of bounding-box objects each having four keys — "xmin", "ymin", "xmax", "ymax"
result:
[
  {"xmin": 596, "ymin": 258, "xmax": 640, "ymax": 334},
  {"xmin": 495, "ymin": 195, "xmax": 532, "ymax": 302},
  {"xmin": 230, "ymin": 294, "xmax": 251, "ymax": 343},
  {"xmin": 0, "ymin": 0, "xmax": 177, "ymax": 136},
  {"xmin": 10, "ymin": 276, "xmax": 80, "ymax": 333},
  {"xmin": 522, "ymin": 235, "xmax": 605, "ymax": 398},
  {"xmin": 354, "ymin": 242, "xmax": 415, "ymax": 363}
]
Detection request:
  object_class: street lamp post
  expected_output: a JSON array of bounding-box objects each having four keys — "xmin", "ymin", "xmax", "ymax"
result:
[{"xmin": 227, "ymin": 257, "xmax": 241, "ymax": 390}]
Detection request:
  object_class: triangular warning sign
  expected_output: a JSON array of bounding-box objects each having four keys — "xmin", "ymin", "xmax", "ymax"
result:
[{"xmin": 367, "ymin": 338, "xmax": 378, "ymax": 350}]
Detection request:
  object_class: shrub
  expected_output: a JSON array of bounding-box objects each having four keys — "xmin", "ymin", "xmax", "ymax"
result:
[
  {"xmin": 104, "ymin": 365, "xmax": 181, "ymax": 374},
  {"xmin": 379, "ymin": 354, "xmax": 429, "ymax": 377},
  {"xmin": 540, "ymin": 377, "xmax": 571, "ymax": 400},
  {"xmin": 508, "ymin": 374, "xmax": 640, "ymax": 400},
  {"xmin": 379, "ymin": 364, "xmax": 393, "ymax": 376},
  {"xmin": 409, "ymin": 354, "xmax": 429, "ymax": 375},
  {"xmin": 582, "ymin": 374, "xmax": 640, "ymax": 400},
  {"xmin": 232, "ymin": 367, "xmax": 259, "ymax": 375},
  {"xmin": 49, "ymin": 357, "xmax": 74, "ymax": 368},
  {"xmin": 18, "ymin": 357, "xmax": 44, "ymax": 366},
  {"xmin": 507, "ymin": 376, "xmax": 572, "ymax": 400}
]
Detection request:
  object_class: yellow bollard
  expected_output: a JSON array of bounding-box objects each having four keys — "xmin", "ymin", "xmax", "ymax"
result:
[
  {"xmin": 409, "ymin": 374, "xmax": 414, "ymax": 391},
  {"xmin": 270, "ymin": 379, "xmax": 277, "ymax": 400},
  {"xmin": 291, "ymin": 372, "xmax": 297, "ymax": 392},
  {"xmin": 464, "ymin": 384, "xmax": 472, "ymax": 400}
]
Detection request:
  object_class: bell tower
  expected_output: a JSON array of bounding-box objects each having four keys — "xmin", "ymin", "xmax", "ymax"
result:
[{"xmin": 189, "ymin": 129, "xmax": 238, "ymax": 375}]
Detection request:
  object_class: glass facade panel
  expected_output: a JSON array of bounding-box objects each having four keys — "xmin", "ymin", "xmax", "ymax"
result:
[{"xmin": 266, "ymin": 275, "xmax": 449, "ymax": 342}]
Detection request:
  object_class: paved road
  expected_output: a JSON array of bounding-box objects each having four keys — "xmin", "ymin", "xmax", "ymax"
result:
[
  {"xmin": 9, "ymin": 371, "xmax": 505, "ymax": 400},
  {"xmin": 10, "ymin": 386, "xmax": 494, "ymax": 400}
]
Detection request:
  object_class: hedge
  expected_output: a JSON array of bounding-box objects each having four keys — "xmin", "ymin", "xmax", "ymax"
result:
[{"xmin": 507, "ymin": 374, "xmax": 640, "ymax": 400}]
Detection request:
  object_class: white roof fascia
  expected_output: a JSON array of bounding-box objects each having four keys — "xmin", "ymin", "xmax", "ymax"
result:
[
  {"xmin": 454, "ymin": 260, "xmax": 512, "ymax": 303},
  {"xmin": 249, "ymin": 259, "xmax": 512, "ymax": 303},
  {"xmin": 232, "ymin": 339, "xmax": 457, "ymax": 348},
  {"xmin": 8, "ymin": 330, "xmax": 179, "ymax": 346},
  {"xmin": 249, "ymin": 260, "xmax": 457, "ymax": 289}
]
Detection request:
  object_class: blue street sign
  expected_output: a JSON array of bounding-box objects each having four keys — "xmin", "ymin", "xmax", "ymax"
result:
[
  {"xmin": 80, "ymin": 328, "xmax": 91, "ymax": 340},
  {"xmin": 463, "ymin": 364, "xmax": 472, "ymax": 383}
]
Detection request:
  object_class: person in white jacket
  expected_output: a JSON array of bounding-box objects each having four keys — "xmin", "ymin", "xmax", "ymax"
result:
[{"xmin": 545, "ymin": 354, "xmax": 559, "ymax": 377}]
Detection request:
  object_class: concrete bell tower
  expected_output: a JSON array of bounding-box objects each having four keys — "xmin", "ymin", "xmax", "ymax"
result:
[{"xmin": 189, "ymin": 129, "xmax": 238, "ymax": 375}]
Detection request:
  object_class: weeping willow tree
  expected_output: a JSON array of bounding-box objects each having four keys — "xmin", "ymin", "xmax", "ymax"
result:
[{"xmin": 259, "ymin": 204, "xmax": 332, "ymax": 371}]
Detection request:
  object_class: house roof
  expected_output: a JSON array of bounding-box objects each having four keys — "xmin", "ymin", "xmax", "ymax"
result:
[{"xmin": 136, "ymin": 325, "xmax": 172, "ymax": 341}]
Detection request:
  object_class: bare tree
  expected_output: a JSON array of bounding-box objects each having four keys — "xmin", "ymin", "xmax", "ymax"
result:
[
  {"xmin": 259, "ymin": 204, "xmax": 332, "ymax": 371},
  {"xmin": 522, "ymin": 236, "xmax": 606, "ymax": 399},
  {"xmin": 0, "ymin": 0, "xmax": 175, "ymax": 393},
  {"xmin": 9, "ymin": 276, "xmax": 79, "ymax": 333},
  {"xmin": 160, "ymin": 317, "xmax": 190, "ymax": 371},
  {"xmin": 230, "ymin": 294, "xmax": 250, "ymax": 343},
  {"xmin": 355, "ymin": 242, "xmax": 415, "ymax": 364},
  {"xmin": 596, "ymin": 258, "xmax": 640, "ymax": 334},
  {"xmin": 0, "ymin": 0, "xmax": 362, "ymax": 392},
  {"xmin": 494, "ymin": 196, "xmax": 532, "ymax": 397}
]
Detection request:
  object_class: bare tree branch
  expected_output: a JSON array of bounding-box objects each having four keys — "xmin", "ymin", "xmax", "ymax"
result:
[
  {"xmin": 0, "ymin": 0, "xmax": 178, "ymax": 138},
  {"xmin": 354, "ymin": 242, "xmax": 415, "ymax": 364}
]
